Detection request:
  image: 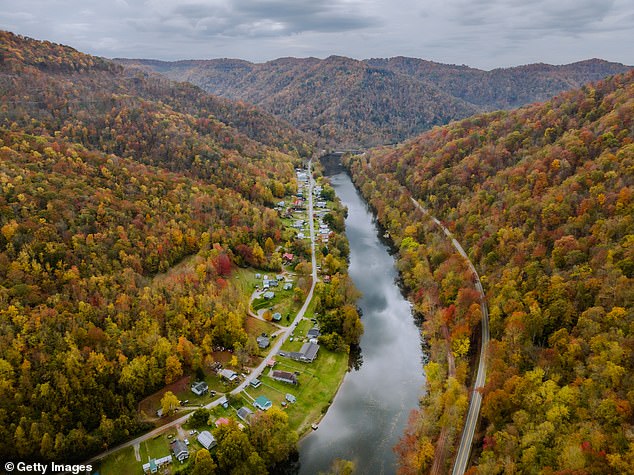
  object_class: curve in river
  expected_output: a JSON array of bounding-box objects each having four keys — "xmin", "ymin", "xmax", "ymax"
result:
[{"xmin": 298, "ymin": 164, "xmax": 426, "ymax": 474}]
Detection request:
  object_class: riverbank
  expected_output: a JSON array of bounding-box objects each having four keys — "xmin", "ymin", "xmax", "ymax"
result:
[
  {"xmin": 298, "ymin": 165, "xmax": 426, "ymax": 475},
  {"xmin": 343, "ymin": 151, "xmax": 482, "ymax": 474}
]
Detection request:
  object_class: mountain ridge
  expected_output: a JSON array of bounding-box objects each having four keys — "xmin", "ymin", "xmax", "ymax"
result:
[{"xmin": 119, "ymin": 55, "xmax": 631, "ymax": 147}]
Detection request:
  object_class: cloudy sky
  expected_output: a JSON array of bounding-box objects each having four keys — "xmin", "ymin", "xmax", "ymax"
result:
[{"xmin": 1, "ymin": 0, "xmax": 633, "ymax": 69}]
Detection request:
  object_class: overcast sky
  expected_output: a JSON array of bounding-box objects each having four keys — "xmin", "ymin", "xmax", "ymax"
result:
[{"xmin": 2, "ymin": 0, "xmax": 633, "ymax": 69}]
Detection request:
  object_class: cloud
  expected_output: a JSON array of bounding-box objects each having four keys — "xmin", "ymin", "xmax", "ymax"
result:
[
  {"xmin": 130, "ymin": 0, "xmax": 382, "ymax": 39},
  {"xmin": 0, "ymin": 0, "xmax": 631, "ymax": 68}
]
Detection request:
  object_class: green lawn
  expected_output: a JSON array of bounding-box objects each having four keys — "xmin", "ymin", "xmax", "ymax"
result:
[
  {"xmin": 231, "ymin": 267, "xmax": 261, "ymax": 299},
  {"xmin": 97, "ymin": 446, "xmax": 139, "ymax": 475},
  {"xmin": 238, "ymin": 329, "xmax": 349, "ymax": 436},
  {"xmin": 245, "ymin": 315, "xmax": 278, "ymax": 340},
  {"xmin": 98, "ymin": 434, "xmax": 174, "ymax": 475}
]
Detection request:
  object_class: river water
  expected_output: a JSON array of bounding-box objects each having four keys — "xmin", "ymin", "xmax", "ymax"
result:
[{"xmin": 298, "ymin": 159, "xmax": 426, "ymax": 474}]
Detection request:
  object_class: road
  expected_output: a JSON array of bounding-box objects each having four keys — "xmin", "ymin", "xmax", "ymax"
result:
[
  {"xmin": 85, "ymin": 159, "xmax": 318, "ymax": 467},
  {"xmin": 409, "ymin": 198, "xmax": 489, "ymax": 475}
]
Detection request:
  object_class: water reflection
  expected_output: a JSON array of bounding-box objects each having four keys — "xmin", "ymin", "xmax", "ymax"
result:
[{"xmin": 298, "ymin": 164, "xmax": 426, "ymax": 475}]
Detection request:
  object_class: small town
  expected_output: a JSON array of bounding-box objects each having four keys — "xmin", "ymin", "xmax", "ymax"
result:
[{"xmin": 90, "ymin": 164, "xmax": 352, "ymax": 474}]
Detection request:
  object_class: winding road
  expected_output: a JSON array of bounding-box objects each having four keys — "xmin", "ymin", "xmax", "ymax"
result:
[
  {"xmin": 410, "ymin": 198, "xmax": 489, "ymax": 475},
  {"xmin": 84, "ymin": 159, "xmax": 318, "ymax": 468}
]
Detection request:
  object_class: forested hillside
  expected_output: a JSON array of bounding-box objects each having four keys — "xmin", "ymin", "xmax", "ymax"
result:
[
  {"xmin": 121, "ymin": 56, "xmax": 630, "ymax": 148},
  {"xmin": 119, "ymin": 55, "xmax": 478, "ymax": 149},
  {"xmin": 366, "ymin": 57, "xmax": 630, "ymax": 110},
  {"xmin": 346, "ymin": 71, "xmax": 634, "ymax": 473},
  {"xmin": 0, "ymin": 31, "xmax": 310, "ymax": 461}
]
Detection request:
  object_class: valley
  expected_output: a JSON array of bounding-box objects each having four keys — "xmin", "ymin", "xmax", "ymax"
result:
[{"xmin": 1, "ymin": 28, "xmax": 633, "ymax": 475}]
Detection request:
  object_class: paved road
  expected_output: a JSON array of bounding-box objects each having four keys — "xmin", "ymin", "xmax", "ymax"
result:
[
  {"xmin": 85, "ymin": 160, "xmax": 318, "ymax": 467},
  {"xmin": 409, "ymin": 198, "xmax": 489, "ymax": 475}
]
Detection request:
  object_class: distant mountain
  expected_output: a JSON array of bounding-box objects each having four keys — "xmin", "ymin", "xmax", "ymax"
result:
[
  {"xmin": 120, "ymin": 56, "xmax": 631, "ymax": 147},
  {"xmin": 366, "ymin": 56, "xmax": 632, "ymax": 109}
]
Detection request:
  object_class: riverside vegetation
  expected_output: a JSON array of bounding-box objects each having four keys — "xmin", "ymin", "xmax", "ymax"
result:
[{"xmin": 345, "ymin": 70, "xmax": 634, "ymax": 474}]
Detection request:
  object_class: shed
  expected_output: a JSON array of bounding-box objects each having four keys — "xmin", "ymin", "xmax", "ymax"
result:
[
  {"xmin": 197, "ymin": 431, "xmax": 216, "ymax": 450},
  {"xmin": 254, "ymin": 395, "xmax": 272, "ymax": 411},
  {"xmin": 285, "ymin": 393, "xmax": 297, "ymax": 404},
  {"xmin": 272, "ymin": 312, "xmax": 282, "ymax": 322},
  {"xmin": 271, "ymin": 370, "xmax": 298, "ymax": 385},
  {"xmin": 237, "ymin": 406, "xmax": 254, "ymax": 423}
]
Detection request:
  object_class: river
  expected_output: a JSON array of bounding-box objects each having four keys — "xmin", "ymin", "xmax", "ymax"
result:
[{"xmin": 298, "ymin": 158, "xmax": 426, "ymax": 474}]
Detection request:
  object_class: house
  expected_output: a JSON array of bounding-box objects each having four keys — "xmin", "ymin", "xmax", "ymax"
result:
[
  {"xmin": 283, "ymin": 283, "xmax": 293, "ymax": 290},
  {"xmin": 257, "ymin": 336, "xmax": 270, "ymax": 349},
  {"xmin": 219, "ymin": 369, "xmax": 238, "ymax": 381},
  {"xmin": 282, "ymin": 253, "xmax": 294, "ymax": 262},
  {"xmin": 285, "ymin": 393, "xmax": 297, "ymax": 404},
  {"xmin": 254, "ymin": 395, "xmax": 272, "ymax": 411},
  {"xmin": 237, "ymin": 406, "xmax": 254, "ymax": 423},
  {"xmin": 172, "ymin": 440, "xmax": 189, "ymax": 463},
  {"xmin": 272, "ymin": 312, "xmax": 282, "ymax": 322},
  {"xmin": 263, "ymin": 280, "xmax": 270, "ymax": 289},
  {"xmin": 197, "ymin": 431, "xmax": 216, "ymax": 450},
  {"xmin": 250, "ymin": 378, "xmax": 262, "ymax": 388},
  {"xmin": 263, "ymin": 291, "xmax": 275, "ymax": 300},
  {"xmin": 271, "ymin": 370, "xmax": 298, "ymax": 385},
  {"xmin": 215, "ymin": 417, "xmax": 230, "ymax": 427},
  {"xmin": 289, "ymin": 351, "xmax": 304, "ymax": 361},
  {"xmin": 142, "ymin": 455, "xmax": 172, "ymax": 474},
  {"xmin": 307, "ymin": 327, "xmax": 320, "ymax": 339},
  {"xmin": 299, "ymin": 342, "xmax": 320, "ymax": 362},
  {"xmin": 191, "ymin": 381, "xmax": 208, "ymax": 396},
  {"xmin": 268, "ymin": 279, "xmax": 279, "ymax": 287}
]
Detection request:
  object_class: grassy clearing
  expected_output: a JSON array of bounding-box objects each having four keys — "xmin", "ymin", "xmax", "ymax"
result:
[
  {"xmin": 231, "ymin": 267, "xmax": 261, "ymax": 299},
  {"xmin": 97, "ymin": 446, "xmax": 138, "ymax": 475},
  {"xmin": 250, "ymin": 348, "xmax": 348, "ymax": 435},
  {"xmin": 150, "ymin": 254, "xmax": 201, "ymax": 290},
  {"xmin": 98, "ymin": 433, "xmax": 174, "ymax": 475},
  {"xmin": 245, "ymin": 315, "xmax": 278, "ymax": 339}
]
